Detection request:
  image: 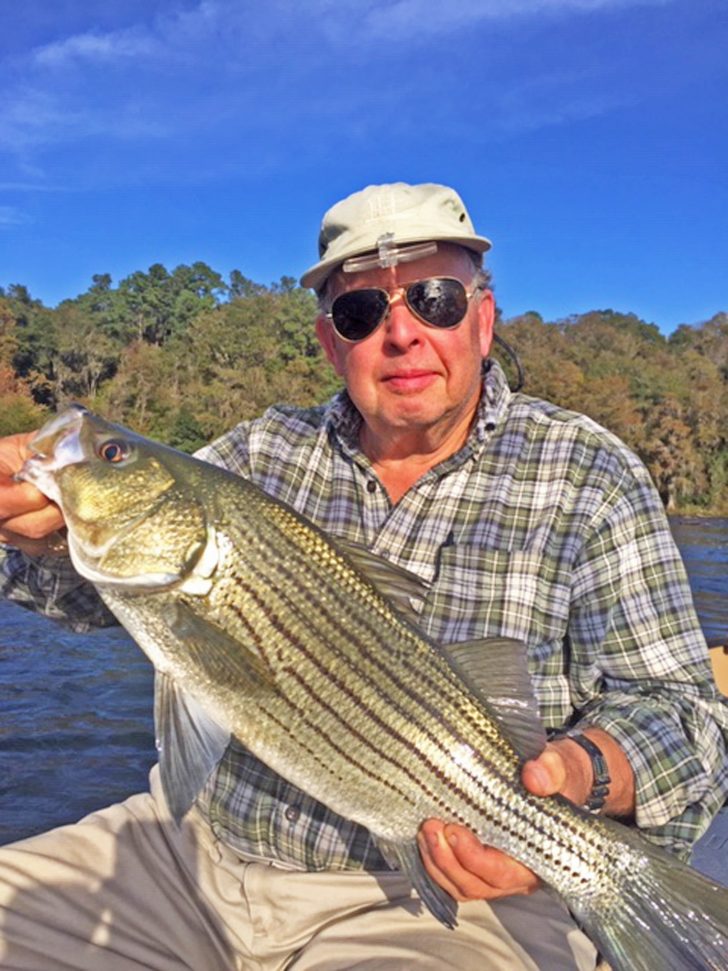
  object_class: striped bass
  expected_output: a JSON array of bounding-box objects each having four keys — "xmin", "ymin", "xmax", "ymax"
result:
[{"xmin": 19, "ymin": 404, "xmax": 728, "ymax": 971}]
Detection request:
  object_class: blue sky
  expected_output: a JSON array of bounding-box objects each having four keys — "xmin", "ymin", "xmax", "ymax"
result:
[{"xmin": 1, "ymin": 0, "xmax": 725, "ymax": 333}]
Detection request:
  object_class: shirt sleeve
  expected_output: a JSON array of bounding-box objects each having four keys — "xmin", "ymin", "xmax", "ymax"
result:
[
  {"xmin": 0, "ymin": 544, "xmax": 117, "ymax": 631},
  {"xmin": 568, "ymin": 475, "xmax": 728, "ymax": 857},
  {"xmin": 195, "ymin": 419, "xmax": 252, "ymax": 476}
]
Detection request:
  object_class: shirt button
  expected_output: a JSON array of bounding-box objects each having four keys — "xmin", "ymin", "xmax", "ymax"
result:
[
  {"xmin": 285, "ymin": 804, "xmax": 301, "ymax": 823},
  {"xmin": 366, "ymin": 479, "xmax": 377, "ymax": 493}
]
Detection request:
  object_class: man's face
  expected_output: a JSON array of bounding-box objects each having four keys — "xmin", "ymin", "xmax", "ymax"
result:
[{"xmin": 315, "ymin": 244, "xmax": 495, "ymax": 442}]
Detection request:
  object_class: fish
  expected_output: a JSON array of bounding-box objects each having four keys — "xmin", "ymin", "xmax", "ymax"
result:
[{"xmin": 19, "ymin": 403, "xmax": 728, "ymax": 971}]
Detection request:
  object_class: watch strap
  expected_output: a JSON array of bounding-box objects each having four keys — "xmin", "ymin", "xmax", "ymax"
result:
[{"xmin": 568, "ymin": 732, "xmax": 611, "ymax": 813}]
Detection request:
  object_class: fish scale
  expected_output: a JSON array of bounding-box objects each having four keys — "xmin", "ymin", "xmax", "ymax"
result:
[
  {"xmin": 19, "ymin": 403, "xmax": 728, "ymax": 971},
  {"xmin": 112, "ymin": 483, "xmax": 640, "ymax": 896}
]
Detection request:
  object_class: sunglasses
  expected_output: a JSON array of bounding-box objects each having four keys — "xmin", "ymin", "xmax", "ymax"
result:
[{"xmin": 325, "ymin": 277, "xmax": 484, "ymax": 343}]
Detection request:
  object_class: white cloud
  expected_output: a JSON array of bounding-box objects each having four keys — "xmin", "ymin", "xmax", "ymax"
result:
[
  {"xmin": 33, "ymin": 28, "xmax": 158, "ymax": 68},
  {"xmin": 28, "ymin": 8, "xmax": 191, "ymax": 71},
  {"xmin": 324, "ymin": 0, "xmax": 673, "ymax": 38},
  {"xmin": 23, "ymin": 0, "xmax": 676, "ymax": 74},
  {"xmin": 0, "ymin": 206, "xmax": 29, "ymax": 227},
  {"xmin": 0, "ymin": 84, "xmax": 113, "ymax": 154},
  {"xmin": 0, "ymin": 0, "xmax": 683, "ymax": 186},
  {"xmin": 0, "ymin": 82, "xmax": 169, "ymax": 157},
  {"xmin": 490, "ymin": 70, "xmax": 634, "ymax": 134},
  {"xmin": 28, "ymin": 1, "xmax": 230, "ymax": 71}
]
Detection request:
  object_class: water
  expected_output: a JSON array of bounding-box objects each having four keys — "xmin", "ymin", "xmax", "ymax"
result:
[
  {"xmin": 0, "ymin": 606, "xmax": 155, "ymax": 845},
  {"xmin": 0, "ymin": 518, "xmax": 725, "ymax": 847},
  {"xmin": 669, "ymin": 516, "xmax": 728, "ymax": 648}
]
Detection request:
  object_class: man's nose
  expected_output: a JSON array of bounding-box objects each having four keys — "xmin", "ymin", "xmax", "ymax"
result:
[{"xmin": 383, "ymin": 293, "xmax": 423, "ymax": 346}]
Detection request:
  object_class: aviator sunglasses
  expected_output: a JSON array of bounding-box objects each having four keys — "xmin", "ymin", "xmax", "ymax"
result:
[{"xmin": 325, "ymin": 276, "xmax": 485, "ymax": 343}]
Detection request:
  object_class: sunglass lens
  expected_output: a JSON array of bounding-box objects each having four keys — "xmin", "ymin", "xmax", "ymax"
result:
[
  {"xmin": 331, "ymin": 289, "xmax": 389, "ymax": 341},
  {"xmin": 407, "ymin": 278, "xmax": 468, "ymax": 328}
]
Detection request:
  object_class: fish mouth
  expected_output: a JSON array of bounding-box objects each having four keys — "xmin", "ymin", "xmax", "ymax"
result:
[
  {"xmin": 17, "ymin": 405, "xmax": 185, "ymax": 588},
  {"xmin": 17, "ymin": 404, "xmax": 90, "ymax": 495}
]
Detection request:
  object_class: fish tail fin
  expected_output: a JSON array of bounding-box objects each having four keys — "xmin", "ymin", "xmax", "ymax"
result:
[{"xmin": 572, "ymin": 825, "xmax": 728, "ymax": 971}]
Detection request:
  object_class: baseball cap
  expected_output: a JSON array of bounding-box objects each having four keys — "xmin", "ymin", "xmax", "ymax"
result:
[{"xmin": 300, "ymin": 182, "xmax": 491, "ymax": 291}]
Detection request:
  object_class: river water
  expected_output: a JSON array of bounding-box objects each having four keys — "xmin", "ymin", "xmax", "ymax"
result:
[
  {"xmin": 0, "ymin": 517, "xmax": 726, "ymax": 847},
  {"xmin": 668, "ymin": 517, "xmax": 727, "ymax": 648}
]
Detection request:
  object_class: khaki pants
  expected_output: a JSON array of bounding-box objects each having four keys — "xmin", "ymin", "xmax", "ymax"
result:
[{"xmin": 0, "ymin": 769, "xmax": 597, "ymax": 970}]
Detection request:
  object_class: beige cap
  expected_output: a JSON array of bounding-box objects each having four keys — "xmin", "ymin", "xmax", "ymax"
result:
[{"xmin": 300, "ymin": 182, "xmax": 491, "ymax": 291}]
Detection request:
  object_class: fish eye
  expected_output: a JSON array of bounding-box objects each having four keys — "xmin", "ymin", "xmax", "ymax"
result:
[{"xmin": 98, "ymin": 439, "xmax": 131, "ymax": 464}]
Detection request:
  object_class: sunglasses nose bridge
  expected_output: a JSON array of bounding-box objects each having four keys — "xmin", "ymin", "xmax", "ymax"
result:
[
  {"xmin": 386, "ymin": 287, "xmax": 410, "ymax": 317},
  {"xmin": 368, "ymin": 287, "xmax": 412, "ymax": 331},
  {"xmin": 382, "ymin": 288, "xmax": 429, "ymax": 340}
]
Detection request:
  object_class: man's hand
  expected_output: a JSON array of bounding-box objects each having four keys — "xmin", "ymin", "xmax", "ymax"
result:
[
  {"xmin": 416, "ymin": 744, "xmax": 570, "ymax": 902},
  {"xmin": 0, "ymin": 431, "xmax": 65, "ymax": 554},
  {"xmin": 417, "ymin": 731, "xmax": 635, "ymax": 902},
  {"xmin": 417, "ymin": 819, "xmax": 540, "ymax": 901}
]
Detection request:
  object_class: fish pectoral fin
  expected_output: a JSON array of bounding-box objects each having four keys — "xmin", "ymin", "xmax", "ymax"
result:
[
  {"xmin": 155, "ymin": 673, "xmax": 231, "ymax": 823},
  {"xmin": 155, "ymin": 601, "xmax": 277, "ymax": 823},
  {"xmin": 334, "ymin": 539, "xmax": 429, "ymax": 616},
  {"xmin": 374, "ymin": 836, "xmax": 458, "ymax": 930},
  {"xmin": 164, "ymin": 600, "xmax": 276, "ymax": 693},
  {"xmin": 443, "ymin": 637, "xmax": 547, "ymax": 762}
]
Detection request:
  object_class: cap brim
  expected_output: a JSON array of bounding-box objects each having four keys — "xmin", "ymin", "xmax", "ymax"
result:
[{"xmin": 300, "ymin": 233, "xmax": 492, "ymax": 291}]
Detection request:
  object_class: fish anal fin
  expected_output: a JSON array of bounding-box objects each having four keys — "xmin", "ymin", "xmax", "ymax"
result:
[{"xmin": 374, "ymin": 836, "xmax": 458, "ymax": 929}]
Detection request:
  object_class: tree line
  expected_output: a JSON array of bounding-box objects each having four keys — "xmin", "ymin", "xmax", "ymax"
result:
[{"xmin": 1, "ymin": 263, "xmax": 726, "ymax": 515}]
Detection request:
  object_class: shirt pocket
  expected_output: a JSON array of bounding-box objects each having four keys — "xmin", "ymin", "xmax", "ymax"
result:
[
  {"xmin": 419, "ymin": 545, "xmax": 569, "ymax": 642},
  {"xmin": 417, "ymin": 545, "xmax": 574, "ymax": 726}
]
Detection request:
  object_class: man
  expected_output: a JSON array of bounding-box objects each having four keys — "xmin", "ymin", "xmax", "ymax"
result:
[{"xmin": 0, "ymin": 182, "xmax": 726, "ymax": 970}]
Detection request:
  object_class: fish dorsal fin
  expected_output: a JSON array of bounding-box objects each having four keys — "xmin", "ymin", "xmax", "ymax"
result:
[
  {"xmin": 444, "ymin": 637, "xmax": 547, "ymax": 762},
  {"xmin": 154, "ymin": 673, "xmax": 231, "ymax": 823},
  {"xmin": 335, "ymin": 538, "xmax": 428, "ymax": 616}
]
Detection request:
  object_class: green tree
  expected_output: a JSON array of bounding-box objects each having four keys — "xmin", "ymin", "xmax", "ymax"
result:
[
  {"xmin": 0, "ymin": 365, "xmax": 48, "ymax": 435},
  {"xmin": 114, "ymin": 262, "xmax": 227, "ymax": 345},
  {"xmin": 2, "ymin": 267, "xmax": 725, "ymax": 515},
  {"xmin": 52, "ymin": 302, "xmax": 120, "ymax": 403},
  {"xmin": 641, "ymin": 395, "xmax": 702, "ymax": 510},
  {"xmin": 5, "ymin": 286, "xmax": 58, "ymax": 407}
]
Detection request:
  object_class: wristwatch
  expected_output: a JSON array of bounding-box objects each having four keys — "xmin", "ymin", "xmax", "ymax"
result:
[{"xmin": 559, "ymin": 731, "xmax": 611, "ymax": 813}]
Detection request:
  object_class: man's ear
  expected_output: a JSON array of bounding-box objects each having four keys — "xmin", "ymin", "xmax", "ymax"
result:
[
  {"xmin": 477, "ymin": 289, "xmax": 496, "ymax": 359},
  {"xmin": 315, "ymin": 314, "xmax": 339, "ymax": 370}
]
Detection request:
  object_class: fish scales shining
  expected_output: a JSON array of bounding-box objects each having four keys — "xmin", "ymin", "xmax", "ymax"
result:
[
  {"xmin": 195, "ymin": 496, "xmax": 633, "ymax": 897},
  {"xmin": 19, "ymin": 404, "xmax": 728, "ymax": 971},
  {"xmin": 191, "ymin": 497, "xmax": 510, "ymax": 832}
]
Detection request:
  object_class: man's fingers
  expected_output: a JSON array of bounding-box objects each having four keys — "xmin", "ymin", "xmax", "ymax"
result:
[
  {"xmin": 2, "ymin": 508, "xmax": 65, "ymax": 539},
  {"xmin": 417, "ymin": 821, "xmax": 538, "ymax": 901},
  {"xmin": 443, "ymin": 824, "xmax": 537, "ymax": 892},
  {"xmin": 0, "ymin": 504, "xmax": 65, "ymax": 543},
  {"xmin": 522, "ymin": 745, "xmax": 568, "ymax": 797},
  {"xmin": 0, "ymin": 432, "xmax": 37, "ymax": 479},
  {"xmin": 0, "ymin": 480, "xmax": 53, "ymax": 519},
  {"xmin": 417, "ymin": 826, "xmax": 470, "ymax": 901}
]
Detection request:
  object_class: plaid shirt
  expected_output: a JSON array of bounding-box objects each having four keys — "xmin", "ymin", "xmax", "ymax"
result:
[{"xmin": 3, "ymin": 362, "xmax": 727, "ymax": 866}]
